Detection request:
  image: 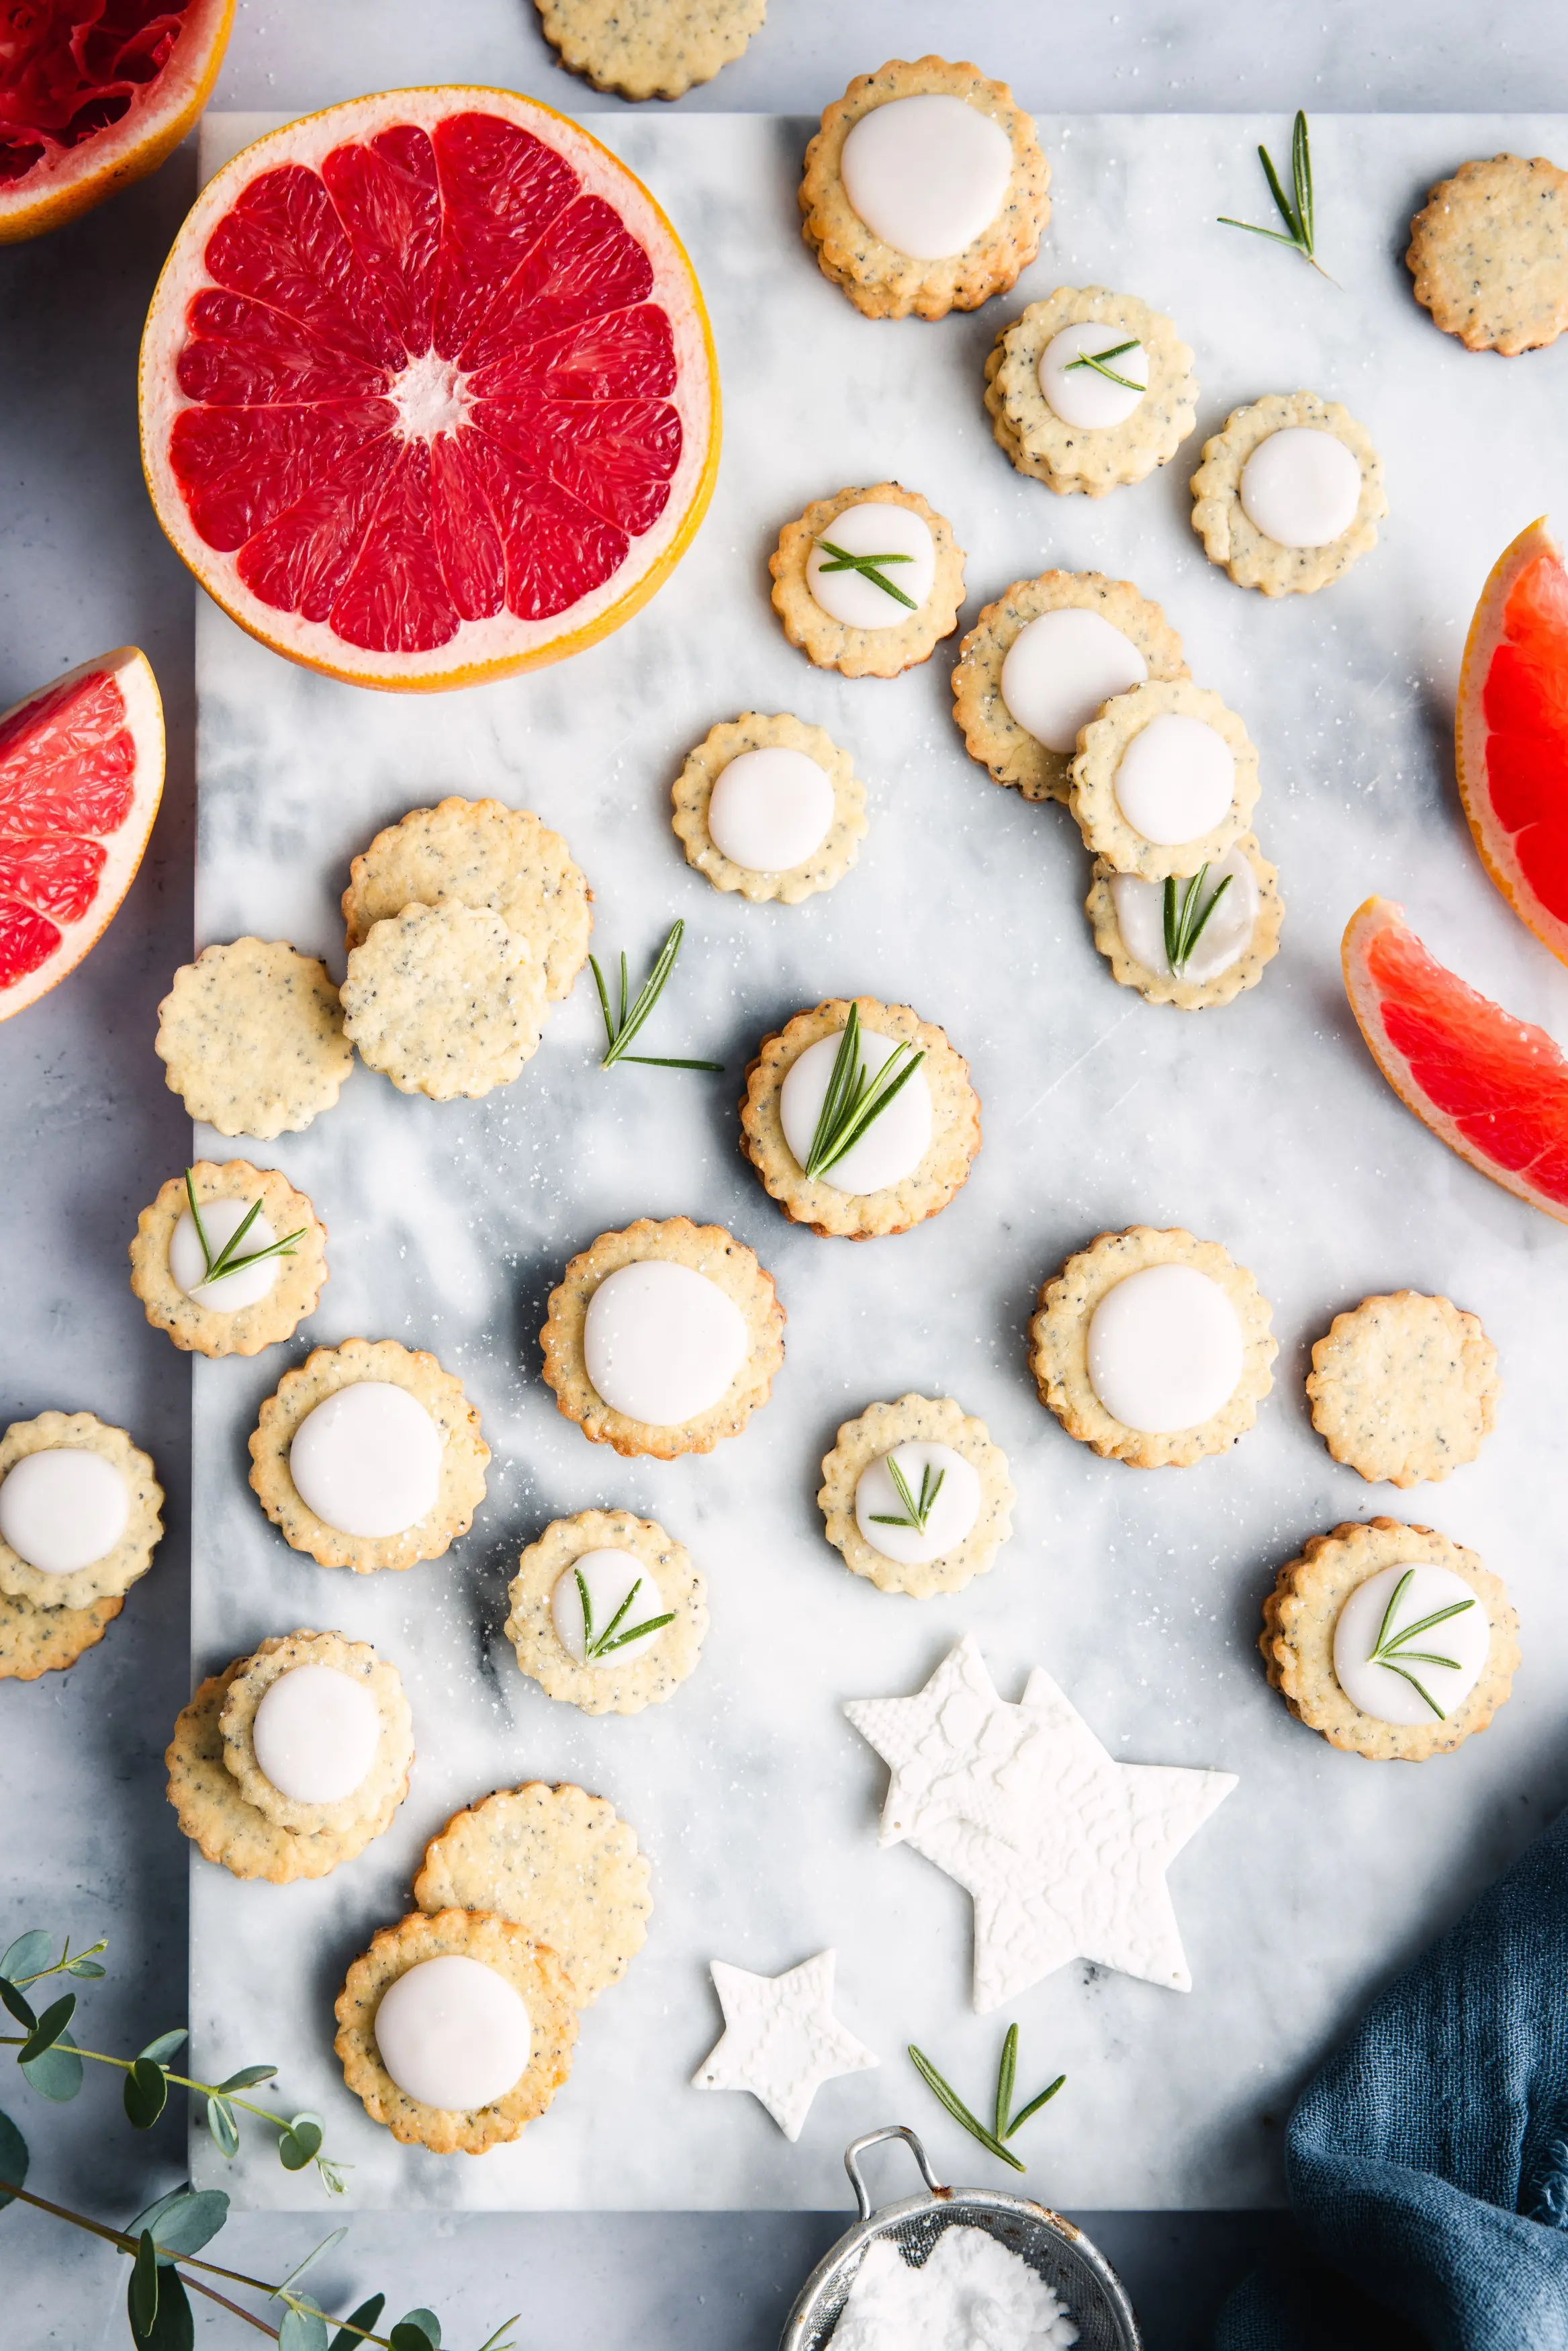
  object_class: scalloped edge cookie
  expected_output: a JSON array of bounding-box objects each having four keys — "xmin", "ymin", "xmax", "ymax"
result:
[
  {"xmin": 129, "ymin": 1161, "xmax": 328, "ymax": 1358},
  {"xmin": 1306, "ymin": 1292, "xmax": 1501, "ymax": 1488},
  {"xmin": 341, "ymin": 901, "xmax": 545, "ymax": 1102},
  {"xmin": 534, "ymin": 0, "xmax": 766, "ymax": 100},
  {"xmin": 0, "ymin": 1412, "xmax": 163, "ymax": 1613},
  {"xmin": 817, "ymin": 1394, "xmax": 1015, "ymax": 1598},
  {"xmin": 155, "ymin": 940, "xmax": 354, "ymax": 1140},
  {"xmin": 671, "ymin": 713, "xmax": 868, "ymax": 904},
  {"xmin": 1030, "ymin": 1226, "xmax": 1277, "ymax": 1468},
  {"xmin": 1086, "ymin": 835, "xmax": 1284, "ymax": 1009},
  {"xmin": 1407, "ymin": 154, "xmax": 1568, "ymax": 355},
  {"xmin": 219, "ymin": 1630, "xmax": 414, "ymax": 1835},
  {"xmin": 0, "ymin": 1588, "xmax": 123, "ymax": 1681},
  {"xmin": 1260, "ymin": 1518, "xmax": 1519, "ymax": 1762},
  {"xmin": 1070, "ymin": 680, "xmax": 1260, "ymax": 879},
  {"xmin": 770, "ymin": 484, "xmax": 965, "ymax": 680},
  {"xmin": 984, "ymin": 287, "xmax": 1198, "ymax": 496},
  {"xmin": 504, "ymin": 1509, "xmax": 707, "ymax": 1716},
  {"xmin": 1189, "ymin": 392, "xmax": 1387, "ymax": 596}
]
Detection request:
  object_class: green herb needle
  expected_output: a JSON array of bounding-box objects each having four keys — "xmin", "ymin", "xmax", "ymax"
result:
[
  {"xmin": 813, "ymin": 537, "xmax": 918, "ymax": 611},
  {"xmin": 1062, "ymin": 337, "xmax": 1144, "ymax": 391},
  {"xmin": 801, "ymin": 1004, "xmax": 925, "ymax": 1182},
  {"xmin": 1217, "ymin": 109, "xmax": 1336, "ymax": 281}
]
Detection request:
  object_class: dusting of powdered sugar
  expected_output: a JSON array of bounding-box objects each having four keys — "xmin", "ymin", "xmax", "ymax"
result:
[{"xmin": 827, "ymin": 2225, "xmax": 1079, "ymax": 2350}]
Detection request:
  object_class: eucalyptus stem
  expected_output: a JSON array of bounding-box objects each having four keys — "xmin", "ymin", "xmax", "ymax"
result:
[{"xmin": 0, "ymin": 2036, "xmax": 286, "ymax": 2134}]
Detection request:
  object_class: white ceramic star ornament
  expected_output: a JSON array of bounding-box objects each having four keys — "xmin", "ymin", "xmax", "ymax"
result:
[{"xmin": 692, "ymin": 1949, "xmax": 879, "ymax": 2140}]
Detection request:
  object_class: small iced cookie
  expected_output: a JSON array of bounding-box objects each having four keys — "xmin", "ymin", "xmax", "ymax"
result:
[
  {"xmin": 129, "ymin": 1161, "xmax": 327, "ymax": 1358},
  {"xmin": 952, "ymin": 573, "xmax": 1188, "ymax": 807},
  {"xmin": 504, "ymin": 1508, "xmax": 706, "ymax": 1716},
  {"xmin": 1031, "ymin": 1227, "xmax": 1277, "ymax": 1469},
  {"xmin": 219, "ymin": 1630, "xmax": 413, "ymax": 1836},
  {"xmin": 800, "ymin": 56, "xmax": 1049, "ymax": 322},
  {"xmin": 334, "ymin": 1908, "xmax": 578, "ymax": 2154},
  {"xmin": 984, "ymin": 289, "xmax": 1199, "ymax": 498},
  {"xmin": 1071, "ymin": 680, "xmax": 1259, "ymax": 881},
  {"xmin": 817, "ymin": 1396, "xmax": 1014, "ymax": 1599},
  {"xmin": 0, "ymin": 1588, "xmax": 123, "ymax": 1682},
  {"xmin": 248, "ymin": 1338, "xmax": 489, "ymax": 1572},
  {"xmin": 739, "ymin": 997, "xmax": 981, "ymax": 1241},
  {"xmin": 1260, "ymin": 1519, "xmax": 1518, "ymax": 1762},
  {"xmin": 414, "ymin": 1783, "xmax": 653, "ymax": 2004},
  {"xmin": 541, "ymin": 1218, "xmax": 785, "ymax": 1459},
  {"xmin": 342, "ymin": 902, "xmax": 545, "ymax": 1102},
  {"xmin": 1306, "ymin": 1293, "xmax": 1501, "ymax": 1489},
  {"xmin": 534, "ymin": 0, "xmax": 766, "ymax": 100},
  {"xmin": 1191, "ymin": 393, "xmax": 1386, "ymax": 597},
  {"xmin": 1086, "ymin": 836, "xmax": 1284, "ymax": 1010},
  {"xmin": 341, "ymin": 797, "xmax": 591, "ymax": 1004},
  {"xmin": 1408, "ymin": 154, "xmax": 1568, "ymax": 355},
  {"xmin": 770, "ymin": 484, "xmax": 964, "ymax": 680},
  {"xmin": 0, "ymin": 1412, "xmax": 162, "ymax": 1615},
  {"xmin": 155, "ymin": 940, "xmax": 353, "ymax": 1140},
  {"xmin": 672, "ymin": 713, "xmax": 868, "ymax": 905}
]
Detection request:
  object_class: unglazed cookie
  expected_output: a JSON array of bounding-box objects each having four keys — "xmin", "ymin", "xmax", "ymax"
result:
[
  {"xmin": 129, "ymin": 1161, "xmax": 327, "ymax": 1358},
  {"xmin": 770, "ymin": 484, "xmax": 964, "ymax": 680},
  {"xmin": 541, "ymin": 1217, "xmax": 785, "ymax": 1459},
  {"xmin": 535, "ymin": 0, "xmax": 765, "ymax": 99},
  {"xmin": 155, "ymin": 940, "xmax": 353, "ymax": 1139},
  {"xmin": 1071, "ymin": 681, "xmax": 1260, "ymax": 879},
  {"xmin": 1086, "ymin": 836, "xmax": 1283, "ymax": 1010},
  {"xmin": 671, "ymin": 713, "xmax": 868, "ymax": 905},
  {"xmin": 1306, "ymin": 1293, "xmax": 1501, "ymax": 1488},
  {"xmin": 248, "ymin": 1338, "xmax": 490, "ymax": 1572},
  {"xmin": 817, "ymin": 1395, "xmax": 1015, "ymax": 1598},
  {"xmin": 952, "ymin": 572, "xmax": 1188, "ymax": 807},
  {"xmin": 341, "ymin": 902, "xmax": 546, "ymax": 1102},
  {"xmin": 218, "ymin": 1630, "xmax": 414, "ymax": 1836},
  {"xmin": 1260, "ymin": 1519, "xmax": 1518, "ymax": 1762},
  {"xmin": 984, "ymin": 288, "xmax": 1198, "ymax": 497},
  {"xmin": 334, "ymin": 1909, "xmax": 578, "ymax": 2154},
  {"xmin": 1190, "ymin": 393, "xmax": 1386, "ymax": 596},
  {"xmin": 414, "ymin": 1783, "xmax": 652, "ymax": 2003},
  {"xmin": 0, "ymin": 1412, "xmax": 163, "ymax": 1614},
  {"xmin": 1408, "ymin": 154, "xmax": 1568, "ymax": 355},
  {"xmin": 739, "ymin": 997, "xmax": 981, "ymax": 1240},
  {"xmin": 341, "ymin": 797, "xmax": 591, "ymax": 1004},
  {"xmin": 0, "ymin": 1588, "xmax": 123, "ymax": 1682},
  {"xmin": 1031, "ymin": 1227, "xmax": 1277, "ymax": 1469},
  {"xmin": 800, "ymin": 56, "xmax": 1049, "ymax": 321},
  {"xmin": 504, "ymin": 1508, "xmax": 707, "ymax": 1715}
]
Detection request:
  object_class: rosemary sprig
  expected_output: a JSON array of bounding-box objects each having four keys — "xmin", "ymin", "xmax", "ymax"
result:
[
  {"xmin": 1217, "ymin": 109, "xmax": 1335, "ymax": 280},
  {"xmin": 813, "ymin": 536, "xmax": 917, "ymax": 612},
  {"xmin": 869, "ymin": 1453, "xmax": 946, "ymax": 1535},
  {"xmin": 802, "ymin": 1004, "xmax": 925, "ymax": 1184},
  {"xmin": 1366, "ymin": 1568, "xmax": 1476, "ymax": 1721},
  {"xmin": 909, "ymin": 2025, "xmax": 1065, "ymax": 2174},
  {"xmin": 589, "ymin": 919, "xmax": 723, "ymax": 1072},
  {"xmin": 184, "ymin": 1171, "xmax": 305, "ymax": 1286},
  {"xmin": 1063, "ymin": 337, "xmax": 1144, "ymax": 391},
  {"xmin": 573, "ymin": 1566, "xmax": 676, "ymax": 1662},
  {"xmin": 1162, "ymin": 865, "xmax": 1232, "ymax": 974}
]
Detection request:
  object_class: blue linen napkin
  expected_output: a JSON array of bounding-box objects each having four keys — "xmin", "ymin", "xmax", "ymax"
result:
[{"xmin": 1215, "ymin": 1804, "xmax": 1568, "ymax": 2350}]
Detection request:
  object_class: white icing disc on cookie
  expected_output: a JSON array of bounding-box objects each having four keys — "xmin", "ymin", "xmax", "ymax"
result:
[
  {"xmin": 1087, "ymin": 1265, "xmax": 1244, "ymax": 1433},
  {"xmin": 779, "ymin": 1027, "xmax": 933, "ymax": 1195},
  {"xmin": 373, "ymin": 1954, "xmax": 531, "ymax": 2113},
  {"xmin": 551, "ymin": 1548, "xmax": 669, "ymax": 1667},
  {"xmin": 584, "ymin": 1261, "xmax": 749, "ymax": 1426},
  {"xmin": 1240, "ymin": 427, "xmax": 1361, "ymax": 549},
  {"xmin": 1113, "ymin": 712, "xmax": 1235, "ymax": 845},
  {"xmin": 708, "ymin": 746, "xmax": 835, "ymax": 873},
  {"xmin": 805, "ymin": 502, "xmax": 935, "ymax": 631},
  {"xmin": 839, "ymin": 93, "xmax": 1014, "ymax": 260},
  {"xmin": 252, "ymin": 1663, "xmax": 381, "ymax": 1804},
  {"xmin": 1111, "ymin": 846, "xmax": 1260, "ymax": 983},
  {"xmin": 289, "ymin": 1382, "xmax": 443, "ymax": 1539},
  {"xmin": 1000, "ymin": 609, "xmax": 1149, "ymax": 754},
  {"xmin": 169, "ymin": 1197, "xmax": 281, "ymax": 1312},
  {"xmin": 854, "ymin": 1443, "xmax": 980, "ymax": 1568},
  {"xmin": 0, "ymin": 1448, "xmax": 129, "ymax": 1575},
  {"xmin": 1038, "ymin": 322, "xmax": 1150, "ymax": 429},
  {"xmin": 1333, "ymin": 1561, "xmax": 1491, "ymax": 1728}
]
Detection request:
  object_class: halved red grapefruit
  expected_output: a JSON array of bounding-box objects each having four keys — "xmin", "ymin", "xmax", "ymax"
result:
[
  {"xmin": 1455, "ymin": 516, "xmax": 1568, "ymax": 966},
  {"xmin": 138, "ymin": 88, "xmax": 720, "ymax": 691},
  {"xmin": 0, "ymin": 648, "xmax": 165, "ymax": 1020},
  {"xmin": 0, "ymin": 0, "xmax": 234, "ymax": 245},
  {"xmin": 1343, "ymin": 893, "xmax": 1568, "ymax": 1223}
]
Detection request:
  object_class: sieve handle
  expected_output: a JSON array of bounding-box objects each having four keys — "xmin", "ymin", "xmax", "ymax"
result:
[{"xmin": 843, "ymin": 2125, "xmax": 946, "ymax": 2220}]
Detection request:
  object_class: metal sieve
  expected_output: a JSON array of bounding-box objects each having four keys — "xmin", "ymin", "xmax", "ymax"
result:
[{"xmin": 780, "ymin": 2125, "xmax": 1142, "ymax": 2351}]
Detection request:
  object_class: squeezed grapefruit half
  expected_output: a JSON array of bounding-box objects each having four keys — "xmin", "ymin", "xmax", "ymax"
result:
[
  {"xmin": 138, "ymin": 88, "xmax": 721, "ymax": 691},
  {"xmin": 1455, "ymin": 516, "xmax": 1568, "ymax": 966}
]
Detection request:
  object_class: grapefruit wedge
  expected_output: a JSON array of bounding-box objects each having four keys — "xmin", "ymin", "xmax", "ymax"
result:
[
  {"xmin": 0, "ymin": 0, "xmax": 234, "ymax": 245},
  {"xmin": 1455, "ymin": 516, "xmax": 1568, "ymax": 965},
  {"xmin": 138, "ymin": 88, "xmax": 720, "ymax": 691},
  {"xmin": 0, "ymin": 647, "xmax": 165, "ymax": 1020},
  {"xmin": 1343, "ymin": 894, "xmax": 1568, "ymax": 1225}
]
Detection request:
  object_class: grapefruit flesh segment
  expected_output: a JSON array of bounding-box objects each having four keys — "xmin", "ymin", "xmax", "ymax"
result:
[
  {"xmin": 1342, "ymin": 894, "xmax": 1568, "ymax": 1223},
  {"xmin": 1455, "ymin": 516, "xmax": 1568, "ymax": 965},
  {"xmin": 0, "ymin": 648, "xmax": 165, "ymax": 1020}
]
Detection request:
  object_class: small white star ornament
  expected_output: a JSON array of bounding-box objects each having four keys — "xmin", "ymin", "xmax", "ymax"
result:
[{"xmin": 692, "ymin": 1949, "xmax": 879, "ymax": 2139}]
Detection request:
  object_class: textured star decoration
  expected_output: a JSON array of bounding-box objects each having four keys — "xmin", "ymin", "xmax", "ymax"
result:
[
  {"xmin": 692, "ymin": 1949, "xmax": 879, "ymax": 2139},
  {"xmin": 845, "ymin": 1635, "xmax": 1237, "ymax": 2012}
]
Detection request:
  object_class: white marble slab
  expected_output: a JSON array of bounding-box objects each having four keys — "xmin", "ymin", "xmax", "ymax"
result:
[{"xmin": 187, "ymin": 109, "xmax": 1568, "ymax": 2212}]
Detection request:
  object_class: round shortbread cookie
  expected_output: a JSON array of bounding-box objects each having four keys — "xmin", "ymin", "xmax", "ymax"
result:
[
  {"xmin": 952, "ymin": 572, "xmax": 1188, "ymax": 807},
  {"xmin": 1190, "ymin": 392, "xmax": 1386, "ymax": 596},
  {"xmin": 248, "ymin": 1338, "xmax": 490, "ymax": 1572},
  {"xmin": 0, "ymin": 1588, "xmax": 123, "ymax": 1682},
  {"xmin": 504, "ymin": 1509, "xmax": 707, "ymax": 1716},
  {"xmin": 1086, "ymin": 835, "xmax": 1284, "ymax": 1010},
  {"xmin": 984, "ymin": 287, "xmax": 1199, "ymax": 496},
  {"xmin": 156, "ymin": 940, "xmax": 353, "ymax": 1140},
  {"xmin": 1306, "ymin": 1292, "xmax": 1501, "ymax": 1489},
  {"xmin": 1070, "ymin": 680, "xmax": 1260, "ymax": 880},
  {"xmin": 414, "ymin": 1782, "xmax": 653, "ymax": 2004},
  {"xmin": 342, "ymin": 902, "xmax": 545, "ymax": 1102},
  {"xmin": 1030, "ymin": 1226, "xmax": 1277, "ymax": 1470},
  {"xmin": 541, "ymin": 1217, "xmax": 786, "ymax": 1460},
  {"xmin": 1408, "ymin": 154, "xmax": 1568, "ymax": 355},
  {"xmin": 800, "ymin": 56, "xmax": 1050, "ymax": 322},
  {"xmin": 1260, "ymin": 1518, "xmax": 1518, "ymax": 1763},
  {"xmin": 770, "ymin": 484, "xmax": 965, "ymax": 680},
  {"xmin": 739, "ymin": 997, "xmax": 982, "ymax": 1241},
  {"xmin": 0, "ymin": 1412, "xmax": 163, "ymax": 1613},
  {"xmin": 535, "ymin": 0, "xmax": 766, "ymax": 100},
  {"xmin": 219, "ymin": 1630, "xmax": 414, "ymax": 1836},
  {"xmin": 335, "ymin": 1908, "xmax": 578, "ymax": 2154},
  {"xmin": 129, "ymin": 1161, "xmax": 328, "ymax": 1358},
  {"xmin": 818, "ymin": 1395, "xmax": 1015, "ymax": 1599},
  {"xmin": 341, "ymin": 797, "xmax": 591, "ymax": 1004},
  {"xmin": 671, "ymin": 713, "xmax": 868, "ymax": 905}
]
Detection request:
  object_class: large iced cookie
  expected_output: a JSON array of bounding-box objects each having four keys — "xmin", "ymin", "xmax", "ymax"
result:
[
  {"xmin": 156, "ymin": 939, "xmax": 353, "ymax": 1139},
  {"xmin": 1306, "ymin": 1292, "xmax": 1500, "ymax": 1488},
  {"xmin": 1190, "ymin": 392, "xmax": 1385, "ymax": 596},
  {"xmin": 770, "ymin": 483, "xmax": 965, "ymax": 679},
  {"xmin": 984, "ymin": 287, "xmax": 1198, "ymax": 497},
  {"xmin": 504, "ymin": 1509, "xmax": 707, "ymax": 1716},
  {"xmin": 672, "ymin": 713, "xmax": 867, "ymax": 905},
  {"xmin": 1070, "ymin": 680, "xmax": 1260, "ymax": 881},
  {"xmin": 535, "ymin": 0, "xmax": 766, "ymax": 100},
  {"xmin": 0, "ymin": 1411, "xmax": 162, "ymax": 1616},
  {"xmin": 342, "ymin": 902, "xmax": 546, "ymax": 1102},
  {"xmin": 1408, "ymin": 154, "xmax": 1568, "ymax": 354},
  {"xmin": 130, "ymin": 1161, "xmax": 327, "ymax": 1358},
  {"xmin": 1086, "ymin": 836, "xmax": 1284, "ymax": 1010},
  {"xmin": 818, "ymin": 1395, "xmax": 1014, "ymax": 1599}
]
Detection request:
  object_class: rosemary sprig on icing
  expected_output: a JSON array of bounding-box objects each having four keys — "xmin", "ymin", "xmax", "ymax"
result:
[
  {"xmin": 1217, "ymin": 109, "xmax": 1335, "ymax": 280},
  {"xmin": 869, "ymin": 1453, "xmax": 946, "ymax": 1536},
  {"xmin": 1162, "ymin": 866, "xmax": 1233, "ymax": 975},
  {"xmin": 573, "ymin": 1566, "xmax": 676, "ymax": 1663},
  {"xmin": 1063, "ymin": 337, "xmax": 1144, "ymax": 391},
  {"xmin": 802, "ymin": 1003, "xmax": 926, "ymax": 1184},
  {"xmin": 909, "ymin": 2024, "xmax": 1065, "ymax": 2174},
  {"xmin": 590, "ymin": 919, "xmax": 723, "ymax": 1072},
  {"xmin": 1366, "ymin": 1568, "xmax": 1476, "ymax": 1721},
  {"xmin": 813, "ymin": 536, "xmax": 917, "ymax": 613},
  {"xmin": 183, "ymin": 1169, "xmax": 305, "ymax": 1286}
]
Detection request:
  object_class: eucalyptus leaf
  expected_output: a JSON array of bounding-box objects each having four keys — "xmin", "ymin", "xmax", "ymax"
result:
[
  {"xmin": 130, "ymin": 2259, "xmax": 194, "ymax": 2351},
  {"xmin": 0, "ymin": 1978, "xmax": 36, "ymax": 2032},
  {"xmin": 279, "ymin": 2112, "xmax": 324, "ymax": 2170},
  {"xmin": 0, "ymin": 2105, "xmax": 29, "ymax": 2208},
  {"xmin": 205, "ymin": 2094, "xmax": 239, "ymax": 2158},
  {"xmin": 130, "ymin": 2231, "xmax": 160, "ymax": 2336},
  {"xmin": 21, "ymin": 2029, "xmax": 83, "ymax": 2102},
  {"xmin": 137, "ymin": 2029, "xmax": 188, "ymax": 2066},
  {"xmin": 398, "ymin": 2311, "xmax": 441, "ymax": 2347},
  {"xmin": 389, "ymin": 2323, "xmax": 436, "ymax": 2351},
  {"xmin": 17, "ymin": 1992, "xmax": 75, "ymax": 2063},
  {"xmin": 127, "ymin": 2186, "xmax": 228, "ymax": 2264},
  {"xmin": 64, "ymin": 1957, "xmax": 106, "ymax": 1979},
  {"xmin": 326, "ymin": 2293, "xmax": 385, "ymax": 2351},
  {"xmin": 278, "ymin": 2303, "xmax": 330, "ymax": 2351},
  {"xmin": 124, "ymin": 2056, "xmax": 169, "ymax": 2130},
  {"xmin": 0, "ymin": 1932, "xmax": 50, "ymax": 1984},
  {"xmin": 216, "ymin": 2063, "xmax": 277, "ymax": 2091}
]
